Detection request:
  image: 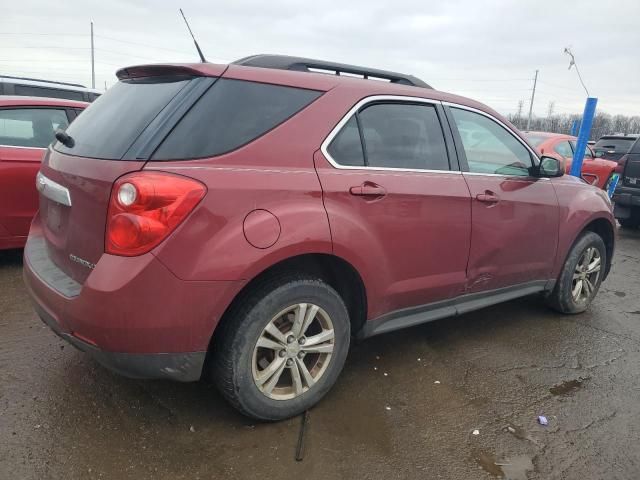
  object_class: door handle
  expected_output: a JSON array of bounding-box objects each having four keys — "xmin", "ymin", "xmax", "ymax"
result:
[
  {"xmin": 476, "ymin": 191, "xmax": 499, "ymax": 204},
  {"xmin": 349, "ymin": 183, "xmax": 387, "ymax": 197}
]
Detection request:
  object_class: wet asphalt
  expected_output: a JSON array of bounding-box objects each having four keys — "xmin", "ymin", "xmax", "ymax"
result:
[{"xmin": 1, "ymin": 229, "xmax": 639, "ymax": 480}]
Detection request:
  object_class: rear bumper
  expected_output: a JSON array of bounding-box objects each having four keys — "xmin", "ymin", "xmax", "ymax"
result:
[
  {"xmin": 23, "ymin": 224, "xmax": 243, "ymax": 381},
  {"xmin": 33, "ymin": 300, "xmax": 205, "ymax": 381}
]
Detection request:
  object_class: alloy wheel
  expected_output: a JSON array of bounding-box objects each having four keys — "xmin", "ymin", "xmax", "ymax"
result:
[
  {"xmin": 252, "ymin": 303, "xmax": 335, "ymax": 400},
  {"xmin": 572, "ymin": 246, "xmax": 601, "ymax": 304}
]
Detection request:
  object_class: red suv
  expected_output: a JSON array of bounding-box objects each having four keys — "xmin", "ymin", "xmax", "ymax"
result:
[
  {"xmin": 0, "ymin": 96, "xmax": 87, "ymax": 249},
  {"xmin": 23, "ymin": 55, "xmax": 616, "ymax": 420}
]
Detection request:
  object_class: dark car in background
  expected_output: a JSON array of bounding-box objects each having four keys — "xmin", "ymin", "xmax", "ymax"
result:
[
  {"xmin": 0, "ymin": 75, "xmax": 101, "ymax": 103},
  {"xmin": 593, "ymin": 134, "xmax": 639, "ymax": 161},
  {"xmin": 0, "ymin": 96, "xmax": 88, "ymax": 249},
  {"xmin": 612, "ymin": 137, "xmax": 640, "ymax": 228}
]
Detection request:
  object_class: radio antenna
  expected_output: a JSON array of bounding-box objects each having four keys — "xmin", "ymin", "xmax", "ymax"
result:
[{"xmin": 179, "ymin": 8, "xmax": 206, "ymax": 63}]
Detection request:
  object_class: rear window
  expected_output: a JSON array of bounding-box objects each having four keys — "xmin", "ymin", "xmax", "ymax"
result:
[
  {"xmin": 152, "ymin": 79, "xmax": 322, "ymax": 160},
  {"xmin": 631, "ymin": 138, "xmax": 640, "ymax": 154},
  {"xmin": 593, "ymin": 137, "xmax": 636, "ymax": 153},
  {"xmin": 54, "ymin": 77, "xmax": 190, "ymax": 159}
]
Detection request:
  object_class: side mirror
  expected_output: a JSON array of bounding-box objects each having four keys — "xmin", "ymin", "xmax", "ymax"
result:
[{"xmin": 538, "ymin": 156, "xmax": 564, "ymax": 178}]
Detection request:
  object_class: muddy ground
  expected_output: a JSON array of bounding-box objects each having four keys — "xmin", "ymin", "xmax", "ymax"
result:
[{"xmin": 1, "ymin": 229, "xmax": 639, "ymax": 479}]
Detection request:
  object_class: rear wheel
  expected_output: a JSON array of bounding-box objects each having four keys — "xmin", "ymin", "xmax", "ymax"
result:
[
  {"xmin": 547, "ymin": 231, "xmax": 606, "ymax": 314},
  {"xmin": 212, "ymin": 276, "xmax": 350, "ymax": 421}
]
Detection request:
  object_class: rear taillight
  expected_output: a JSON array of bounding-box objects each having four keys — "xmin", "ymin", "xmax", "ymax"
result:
[
  {"xmin": 106, "ymin": 172, "xmax": 206, "ymax": 256},
  {"xmin": 615, "ymin": 155, "xmax": 628, "ymax": 174}
]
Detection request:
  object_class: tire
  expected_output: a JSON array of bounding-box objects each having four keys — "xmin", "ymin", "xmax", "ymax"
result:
[
  {"xmin": 212, "ymin": 275, "xmax": 350, "ymax": 421},
  {"xmin": 547, "ymin": 231, "xmax": 607, "ymax": 314}
]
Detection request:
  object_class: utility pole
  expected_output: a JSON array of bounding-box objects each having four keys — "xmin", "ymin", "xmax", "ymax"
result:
[
  {"xmin": 90, "ymin": 21, "xmax": 95, "ymax": 89},
  {"xmin": 526, "ymin": 69, "xmax": 538, "ymax": 131}
]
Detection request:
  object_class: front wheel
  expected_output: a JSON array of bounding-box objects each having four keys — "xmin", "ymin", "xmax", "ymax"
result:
[
  {"xmin": 212, "ymin": 276, "xmax": 350, "ymax": 421},
  {"xmin": 547, "ymin": 231, "xmax": 606, "ymax": 314}
]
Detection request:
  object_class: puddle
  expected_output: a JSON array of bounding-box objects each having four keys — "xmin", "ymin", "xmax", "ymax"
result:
[
  {"xmin": 474, "ymin": 450, "xmax": 534, "ymax": 479},
  {"xmin": 474, "ymin": 450, "xmax": 504, "ymax": 477},
  {"xmin": 549, "ymin": 377, "xmax": 589, "ymax": 396},
  {"xmin": 500, "ymin": 455, "xmax": 535, "ymax": 480}
]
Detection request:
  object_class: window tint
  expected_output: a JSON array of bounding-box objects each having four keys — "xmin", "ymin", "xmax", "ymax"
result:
[
  {"xmin": 451, "ymin": 108, "xmax": 532, "ymax": 176},
  {"xmin": 357, "ymin": 103, "xmax": 449, "ymax": 170},
  {"xmin": 153, "ymin": 79, "xmax": 322, "ymax": 160},
  {"xmin": 55, "ymin": 77, "xmax": 189, "ymax": 159},
  {"xmin": 15, "ymin": 84, "xmax": 84, "ymax": 101},
  {"xmin": 554, "ymin": 141, "xmax": 573, "ymax": 158},
  {"xmin": 0, "ymin": 108, "xmax": 68, "ymax": 148},
  {"xmin": 327, "ymin": 116, "xmax": 365, "ymax": 166}
]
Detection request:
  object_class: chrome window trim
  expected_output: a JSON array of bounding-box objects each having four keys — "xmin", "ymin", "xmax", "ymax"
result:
[
  {"xmin": 442, "ymin": 101, "xmax": 541, "ymax": 165},
  {"xmin": 0, "ymin": 144, "xmax": 47, "ymax": 150},
  {"xmin": 319, "ymin": 95, "xmax": 459, "ymax": 174},
  {"xmin": 35, "ymin": 171, "xmax": 71, "ymax": 207}
]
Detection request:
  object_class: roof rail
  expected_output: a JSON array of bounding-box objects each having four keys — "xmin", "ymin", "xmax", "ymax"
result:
[
  {"xmin": 232, "ymin": 54, "xmax": 431, "ymax": 89},
  {"xmin": 0, "ymin": 74, "xmax": 87, "ymax": 89}
]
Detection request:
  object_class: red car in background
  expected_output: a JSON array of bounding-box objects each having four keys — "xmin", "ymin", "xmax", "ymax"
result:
[
  {"xmin": 524, "ymin": 131, "xmax": 618, "ymax": 190},
  {"xmin": 0, "ymin": 96, "xmax": 87, "ymax": 249}
]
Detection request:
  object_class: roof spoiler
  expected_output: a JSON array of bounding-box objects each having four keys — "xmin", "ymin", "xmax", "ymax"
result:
[
  {"xmin": 115, "ymin": 64, "xmax": 214, "ymax": 80},
  {"xmin": 233, "ymin": 54, "xmax": 431, "ymax": 89}
]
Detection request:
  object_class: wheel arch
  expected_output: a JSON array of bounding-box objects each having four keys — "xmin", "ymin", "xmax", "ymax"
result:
[{"xmin": 207, "ymin": 253, "xmax": 368, "ymax": 355}]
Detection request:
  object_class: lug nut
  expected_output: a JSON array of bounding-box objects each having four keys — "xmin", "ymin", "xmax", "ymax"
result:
[
  {"xmin": 279, "ymin": 350, "xmax": 286, "ymax": 357},
  {"xmin": 297, "ymin": 352, "xmax": 305, "ymax": 359},
  {"xmin": 287, "ymin": 335, "xmax": 295, "ymax": 344},
  {"xmin": 298, "ymin": 337, "xmax": 306, "ymax": 345},
  {"xmin": 286, "ymin": 358, "xmax": 294, "ymax": 366}
]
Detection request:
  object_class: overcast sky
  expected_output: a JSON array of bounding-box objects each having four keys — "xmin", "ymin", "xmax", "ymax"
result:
[{"xmin": 2, "ymin": 0, "xmax": 639, "ymax": 117}]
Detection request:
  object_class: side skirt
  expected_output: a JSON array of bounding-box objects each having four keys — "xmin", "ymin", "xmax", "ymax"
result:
[{"xmin": 358, "ymin": 280, "xmax": 555, "ymax": 339}]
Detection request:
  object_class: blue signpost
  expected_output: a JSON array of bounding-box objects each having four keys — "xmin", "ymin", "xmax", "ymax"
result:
[
  {"xmin": 570, "ymin": 119, "xmax": 580, "ymax": 136},
  {"xmin": 569, "ymin": 97, "xmax": 598, "ymax": 178}
]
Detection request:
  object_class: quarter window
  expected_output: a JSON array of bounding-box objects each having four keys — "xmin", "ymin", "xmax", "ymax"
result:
[
  {"xmin": 0, "ymin": 108, "xmax": 68, "ymax": 148},
  {"xmin": 451, "ymin": 108, "xmax": 532, "ymax": 176},
  {"xmin": 327, "ymin": 102, "xmax": 450, "ymax": 170}
]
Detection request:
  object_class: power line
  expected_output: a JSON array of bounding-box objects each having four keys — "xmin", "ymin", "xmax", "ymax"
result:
[{"xmin": 94, "ymin": 34, "xmax": 193, "ymax": 56}]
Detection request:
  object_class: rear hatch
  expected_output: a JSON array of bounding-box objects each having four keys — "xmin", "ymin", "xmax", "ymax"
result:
[
  {"xmin": 622, "ymin": 139, "xmax": 640, "ymax": 187},
  {"xmin": 593, "ymin": 136, "xmax": 637, "ymax": 161},
  {"xmin": 36, "ymin": 68, "xmax": 219, "ymax": 284}
]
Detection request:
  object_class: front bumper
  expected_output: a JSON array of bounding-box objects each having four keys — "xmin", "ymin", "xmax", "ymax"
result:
[{"xmin": 23, "ymin": 225, "xmax": 243, "ymax": 382}]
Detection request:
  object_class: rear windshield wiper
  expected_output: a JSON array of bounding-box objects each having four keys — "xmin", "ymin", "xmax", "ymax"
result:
[{"xmin": 55, "ymin": 129, "xmax": 75, "ymax": 148}]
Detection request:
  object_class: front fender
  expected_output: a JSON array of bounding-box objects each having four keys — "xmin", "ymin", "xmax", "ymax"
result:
[{"xmin": 551, "ymin": 178, "xmax": 615, "ymax": 279}]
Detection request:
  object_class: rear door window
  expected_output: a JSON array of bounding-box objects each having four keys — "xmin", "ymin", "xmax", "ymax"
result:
[
  {"xmin": 152, "ymin": 79, "xmax": 322, "ymax": 160},
  {"xmin": 327, "ymin": 102, "xmax": 450, "ymax": 170},
  {"xmin": 0, "ymin": 108, "xmax": 68, "ymax": 148},
  {"xmin": 55, "ymin": 77, "xmax": 191, "ymax": 159}
]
